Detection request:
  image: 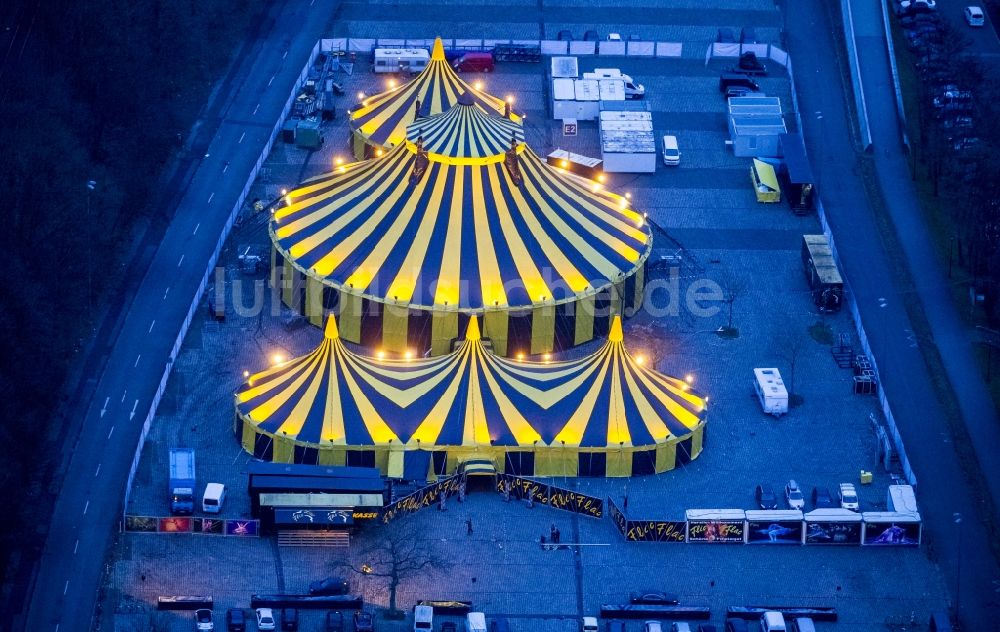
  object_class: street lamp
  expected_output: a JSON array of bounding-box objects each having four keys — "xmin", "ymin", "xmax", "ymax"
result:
[{"xmin": 953, "ymin": 512, "xmax": 963, "ymax": 620}]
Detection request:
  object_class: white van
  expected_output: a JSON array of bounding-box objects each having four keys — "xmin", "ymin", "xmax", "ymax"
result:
[
  {"xmin": 202, "ymin": 483, "xmax": 226, "ymax": 513},
  {"xmin": 373, "ymin": 48, "xmax": 430, "ymax": 74},
  {"xmin": 466, "ymin": 612, "xmax": 487, "ymax": 632},
  {"xmin": 662, "ymin": 135, "xmax": 680, "ymax": 166},
  {"xmin": 413, "ymin": 605, "xmax": 433, "ymax": 632}
]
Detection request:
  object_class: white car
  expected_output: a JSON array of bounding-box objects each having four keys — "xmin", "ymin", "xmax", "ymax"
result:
[
  {"xmin": 965, "ymin": 6, "xmax": 985, "ymax": 26},
  {"xmin": 839, "ymin": 483, "xmax": 860, "ymax": 511},
  {"xmin": 785, "ymin": 480, "xmax": 805, "ymax": 510},
  {"xmin": 582, "ymin": 617, "xmax": 599, "ymax": 632},
  {"xmin": 194, "ymin": 608, "xmax": 214, "ymax": 631},
  {"xmin": 901, "ymin": 0, "xmax": 936, "ymax": 8},
  {"xmin": 255, "ymin": 608, "xmax": 276, "ymax": 631},
  {"xmin": 643, "ymin": 622, "xmax": 663, "ymax": 632},
  {"xmin": 672, "ymin": 624, "xmax": 691, "ymax": 632}
]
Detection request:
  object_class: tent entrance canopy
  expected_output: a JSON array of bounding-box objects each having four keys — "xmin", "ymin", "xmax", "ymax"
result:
[
  {"xmin": 751, "ymin": 159, "xmax": 781, "ymax": 203},
  {"xmin": 459, "ymin": 459, "xmax": 497, "ymax": 476}
]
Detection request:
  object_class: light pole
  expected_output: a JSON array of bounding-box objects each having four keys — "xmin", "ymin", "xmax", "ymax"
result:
[
  {"xmin": 86, "ymin": 179, "xmax": 97, "ymax": 322},
  {"xmin": 953, "ymin": 512, "xmax": 963, "ymax": 620}
]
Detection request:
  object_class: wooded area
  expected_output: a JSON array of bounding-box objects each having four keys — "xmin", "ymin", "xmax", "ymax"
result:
[{"xmin": 0, "ymin": 0, "xmax": 264, "ymax": 590}]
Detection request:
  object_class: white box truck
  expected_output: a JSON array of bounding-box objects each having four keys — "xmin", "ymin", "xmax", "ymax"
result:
[
  {"xmin": 887, "ymin": 484, "xmax": 919, "ymax": 514},
  {"xmin": 466, "ymin": 612, "xmax": 487, "ymax": 632},
  {"xmin": 582, "ymin": 68, "xmax": 645, "ymax": 99},
  {"xmin": 753, "ymin": 368, "xmax": 788, "ymax": 416}
]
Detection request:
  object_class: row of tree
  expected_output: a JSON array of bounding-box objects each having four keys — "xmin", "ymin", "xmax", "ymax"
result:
[{"xmin": 0, "ymin": 0, "xmax": 263, "ymax": 596}]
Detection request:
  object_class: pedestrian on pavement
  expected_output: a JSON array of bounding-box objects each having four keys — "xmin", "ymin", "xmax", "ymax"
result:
[
  {"xmin": 550, "ymin": 524, "xmax": 556, "ymax": 540},
  {"xmin": 554, "ymin": 527, "xmax": 561, "ymax": 544},
  {"xmin": 466, "ymin": 518, "xmax": 473, "ymax": 535},
  {"xmin": 623, "ymin": 494, "xmax": 629, "ymax": 511},
  {"xmin": 438, "ymin": 494, "xmax": 447, "ymax": 512},
  {"xmin": 527, "ymin": 490, "xmax": 535, "ymax": 508}
]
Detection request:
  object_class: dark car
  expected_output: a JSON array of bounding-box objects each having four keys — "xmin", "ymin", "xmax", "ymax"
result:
[
  {"xmin": 440, "ymin": 623, "xmax": 458, "ymax": 632},
  {"xmin": 717, "ymin": 28, "xmax": 736, "ymax": 43},
  {"xmin": 583, "ymin": 30, "xmax": 600, "ymax": 41},
  {"xmin": 698, "ymin": 626, "xmax": 717, "ymax": 632},
  {"xmin": 309, "ymin": 577, "xmax": 349, "ymax": 595},
  {"xmin": 719, "ymin": 72, "xmax": 759, "ymax": 94},
  {"xmin": 740, "ymin": 26, "xmax": 757, "ymax": 43},
  {"xmin": 354, "ymin": 611, "xmax": 375, "ymax": 632},
  {"xmin": 280, "ymin": 608, "xmax": 298, "ymax": 631},
  {"xmin": 812, "ymin": 487, "xmax": 837, "ymax": 509},
  {"xmin": 491, "ymin": 617, "xmax": 512, "ymax": 632},
  {"xmin": 736, "ymin": 52, "xmax": 767, "ymax": 76},
  {"xmin": 754, "ymin": 484, "xmax": 778, "ymax": 510},
  {"xmin": 226, "ymin": 608, "xmax": 246, "ymax": 632},
  {"xmin": 325, "ymin": 611, "xmax": 344, "ymax": 632},
  {"xmin": 557, "ymin": 30, "xmax": 574, "ymax": 41},
  {"xmin": 628, "ymin": 591, "xmax": 679, "ymax": 605},
  {"xmin": 724, "ymin": 620, "xmax": 748, "ymax": 632},
  {"xmin": 607, "ymin": 622, "xmax": 626, "ymax": 632}
]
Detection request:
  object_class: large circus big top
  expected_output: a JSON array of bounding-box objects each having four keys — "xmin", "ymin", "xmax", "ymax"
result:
[
  {"xmin": 234, "ymin": 316, "xmax": 707, "ymax": 478},
  {"xmin": 348, "ymin": 37, "xmax": 519, "ymax": 158},
  {"xmin": 272, "ymin": 95, "xmax": 652, "ymax": 357}
]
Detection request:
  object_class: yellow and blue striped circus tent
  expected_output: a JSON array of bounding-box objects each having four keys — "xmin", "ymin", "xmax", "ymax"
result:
[
  {"xmin": 272, "ymin": 96, "xmax": 652, "ymax": 358},
  {"xmin": 234, "ymin": 316, "xmax": 707, "ymax": 479},
  {"xmin": 348, "ymin": 37, "xmax": 519, "ymax": 158}
]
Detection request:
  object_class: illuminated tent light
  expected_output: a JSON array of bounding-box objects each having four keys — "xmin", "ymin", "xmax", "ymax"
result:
[
  {"xmin": 280, "ymin": 188, "xmax": 288, "ymax": 196},
  {"xmin": 273, "ymin": 93, "xmax": 651, "ymax": 357},
  {"xmin": 234, "ymin": 316, "xmax": 707, "ymax": 477},
  {"xmin": 625, "ymin": 192, "xmax": 632, "ymax": 199},
  {"xmin": 474, "ymin": 80, "xmax": 484, "ymax": 90},
  {"xmin": 404, "ymin": 350, "xmax": 414, "ymax": 360},
  {"xmin": 243, "ymin": 370, "xmax": 250, "ymax": 377},
  {"xmin": 685, "ymin": 374, "xmax": 694, "ymax": 384},
  {"xmin": 348, "ymin": 37, "xmax": 518, "ymax": 157},
  {"xmin": 357, "ymin": 91, "xmax": 365, "ymax": 100},
  {"xmin": 597, "ymin": 174, "xmax": 606, "ymax": 183},
  {"xmin": 335, "ymin": 157, "xmax": 344, "ymax": 166},
  {"xmin": 271, "ymin": 353, "xmax": 285, "ymax": 365},
  {"xmin": 635, "ymin": 355, "xmax": 646, "ymax": 366},
  {"xmin": 387, "ymin": 79, "xmax": 397, "ymax": 89}
]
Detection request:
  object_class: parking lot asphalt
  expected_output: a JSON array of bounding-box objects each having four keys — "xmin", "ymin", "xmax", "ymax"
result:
[{"xmin": 104, "ymin": 25, "xmax": 950, "ymax": 630}]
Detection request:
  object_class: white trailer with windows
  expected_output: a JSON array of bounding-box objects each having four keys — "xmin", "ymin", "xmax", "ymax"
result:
[
  {"xmin": 599, "ymin": 110, "xmax": 655, "ymax": 173},
  {"xmin": 887, "ymin": 484, "xmax": 919, "ymax": 514},
  {"xmin": 373, "ymin": 48, "xmax": 430, "ymax": 74},
  {"xmin": 753, "ymin": 368, "xmax": 788, "ymax": 416}
]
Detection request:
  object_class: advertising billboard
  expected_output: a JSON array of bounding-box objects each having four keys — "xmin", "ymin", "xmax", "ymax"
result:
[
  {"xmin": 225, "ymin": 519, "xmax": 260, "ymax": 537},
  {"xmin": 804, "ymin": 520, "xmax": 861, "ymax": 545},
  {"xmin": 686, "ymin": 519, "xmax": 745, "ymax": 543},
  {"xmin": 193, "ymin": 518, "xmax": 224, "ymax": 535},
  {"xmin": 157, "ymin": 517, "xmax": 192, "ymax": 533},
  {"xmin": 498, "ymin": 475, "xmax": 603, "ymax": 518},
  {"xmin": 863, "ymin": 520, "xmax": 921, "ymax": 546},
  {"xmin": 745, "ymin": 519, "xmax": 803, "ymax": 544}
]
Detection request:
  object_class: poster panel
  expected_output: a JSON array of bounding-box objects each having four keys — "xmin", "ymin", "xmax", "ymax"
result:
[
  {"xmin": 686, "ymin": 519, "xmax": 745, "ymax": 543},
  {"xmin": 381, "ymin": 475, "xmax": 464, "ymax": 524},
  {"xmin": 225, "ymin": 519, "xmax": 260, "ymax": 537},
  {"xmin": 746, "ymin": 519, "xmax": 803, "ymax": 545},
  {"xmin": 193, "ymin": 518, "xmax": 224, "ymax": 535},
  {"xmin": 805, "ymin": 520, "xmax": 862, "ymax": 545},
  {"xmin": 498, "ymin": 475, "xmax": 603, "ymax": 518},
  {"xmin": 124, "ymin": 516, "xmax": 158, "ymax": 533},
  {"xmin": 863, "ymin": 521, "xmax": 921, "ymax": 546},
  {"xmin": 157, "ymin": 517, "xmax": 192, "ymax": 533},
  {"xmin": 626, "ymin": 520, "xmax": 686, "ymax": 543}
]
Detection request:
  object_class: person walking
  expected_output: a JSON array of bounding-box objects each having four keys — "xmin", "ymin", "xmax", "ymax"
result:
[{"xmin": 466, "ymin": 518, "xmax": 473, "ymax": 535}]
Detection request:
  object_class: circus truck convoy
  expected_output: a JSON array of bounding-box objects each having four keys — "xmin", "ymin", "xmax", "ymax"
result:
[{"xmin": 168, "ymin": 448, "xmax": 196, "ymax": 514}]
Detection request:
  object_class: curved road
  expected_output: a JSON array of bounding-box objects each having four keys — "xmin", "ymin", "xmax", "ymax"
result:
[
  {"xmin": 20, "ymin": 1, "xmax": 341, "ymax": 630},
  {"xmin": 789, "ymin": 0, "xmax": 1000, "ymax": 628}
]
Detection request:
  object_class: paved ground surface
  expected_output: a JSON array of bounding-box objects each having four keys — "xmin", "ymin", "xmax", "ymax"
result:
[
  {"xmin": 102, "ymin": 35, "xmax": 949, "ymax": 631},
  {"xmin": 18, "ymin": 2, "xmax": 345, "ymax": 631}
]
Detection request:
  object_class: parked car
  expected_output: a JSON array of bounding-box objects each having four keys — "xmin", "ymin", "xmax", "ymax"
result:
[
  {"xmin": 441, "ymin": 623, "xmax": 458, "ymax": 632},
  {"xmin": 607, "ymin": 33, "xmax": 623, "ymax": 41},
  {"xmin": 280, "ymin": 608, "xmax": 298, "ymax": 631},
  {"xmin": 672, "ymin": 624, "xmax": 691, "ymax": 632},
  {"xmin": 697, "ymin": 626, "xmax": 717, "ymax": 632},
  {"xmin": 309, "ymin": 577, "xmax": 349, "ymax": 595},
  {"xmin": 325, "ymin": 611, "xmax": 344, "ymax": 632},
  {"xmin": 583, "ymin": 617, "xmax": 600, "ymax": 632},
  {"xmin": 965, "ymin": 6, "xmax": 985, "ymax": 26},
  {"xmin": 452, "ymin": 52, "xmax": 495, "ymax": 73},
  {"xmin": 584, "ymin": 30, "xmax": 600, "ymax": 41},
  {"xmin": 354, "ymin": 611, "xmax": 375, "ymax": 632},
  {"xmin": 607, "ymin": 622, "xmax": 627, "ymax": 632},
  {"xmin": 812, "ymin": 487, "xmax": 836, "ymax": 509},
  {"xmin": 195, "ymin": 609, "xmax": 215, "ymax": 631},
  {"xmin": 226, "ymin": 608, "xmax": 246, "ymax": 632},
  {"xmin": 785, "ymin": 480, "xmax": 805, "ymax": 510},
  {"xmin": 839, "ymin": 483, "xmax": 860, "ymax": 510},
  {"xmin": 717, "ymin": 28, "xmax": 736, "ymax": 43},
  {"xmin": 755, "ymin": 484, "xmax": 778, "ymax": 510},
  {"xmin": 557, "ymin": 30, "xmax": 574, "ymax": 41},
  {"xmin": 794, "ymin": 618, "xmax": 816, "ymax": 632},
  {"xmin": 256, "ymin": 608, "xmax": 277, "ymax": 632},
  {"xmin": 735, "ymin": 52, "xmax": 767, "ymax": 75},
  {"xmin": 629, "ymin": 591, "xmax": 679, "ymax": 605},
  {"xmin": 724, "ymin": 619, "xmax": 748, "ymax": 632},
  {"xmin": 643, "ymin": 623, "xmax": 663, "ymax": 632}
]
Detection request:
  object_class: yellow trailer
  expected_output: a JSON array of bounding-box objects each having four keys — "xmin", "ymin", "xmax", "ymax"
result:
[{"xmin": 751, "ymin": 159, "xmax": 781, "ymax": 203}]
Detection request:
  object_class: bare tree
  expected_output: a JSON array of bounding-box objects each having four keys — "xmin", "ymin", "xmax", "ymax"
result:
[
  {"xmin": 341, "ymin": 521, "xmax": 449, "ymax": 617},
  {"xmin": 720, "ymin": 274, "xmax": 745, "ymax": 335},
  {"xmin": 776, "ymin": 328, "xmax": 808, "ymax": 404}
]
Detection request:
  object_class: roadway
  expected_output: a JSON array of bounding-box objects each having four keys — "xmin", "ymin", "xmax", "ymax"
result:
[
  {"xmin": 789, "ymin": 0, "xmax": 1000, "ymax": 628},
  {"xmin": 19, "ymin": 1, "xmax": 341, "ymax": 630}
]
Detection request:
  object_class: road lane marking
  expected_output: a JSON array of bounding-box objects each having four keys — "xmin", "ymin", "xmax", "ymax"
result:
[
  {"xmin": 268, "ymin": 75, "xmax": 274, "ymax": 87},
  {"xmin": 121, "ymin": 390, "xmax": 127, "ymax": 402},
  {"xmin": 130, "ymin": 399, "xmax": 139, "ymax": 420},
  {"xmin": 63, "ymin": 580, "xmax": 69, "ymax": 595},
  {"xmin": 207, "ymin": 192, "xmax": 215, "ymax": 204},
  {"xmin": 177, "ymin": 254, "xmax": 185, "ymax": 267},
  {"xmin": 253, "ymin": 103, "xmax": 260, "ymax": 115},
  {"xmin": 95, "ymin": 464, "xmax": 101, "ymax": 477},
  {"xmin": 83, "ymin": 501, "xmax": 89, "ymax": 515},
  {"xmin": 100, "ymin": 396, "xmax": 109, "ymax": 418},
  {"xmin": 74, "ymin": 540, "xmax": 79, "ymax": 555},
  {"xmin": 283, "ymin": 50, "xmax": 288, "ymax": 59},
  {"xmin": 108, "ymin": 426, "xmax": 115, "ymax": 439},
  {"xmin": 148, "ymin": 320, "xmax": 155, "ymax": 333},
  {"xmin": 164, "ymin": 287, "xmax": 170, "ymax": 299},
  {"xmin": 193, "ymin": 222, "xmax": 200, "ymax": 235},
  {"xmin": 134, "ymin": 355, "xmax": 141, "ymax": 367},
  {"xmin": 238, "ymin": 132, "xmax": 246, "ymax": 144}
]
